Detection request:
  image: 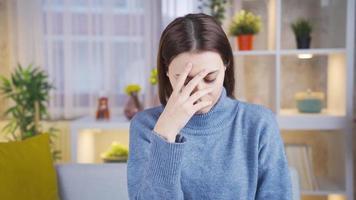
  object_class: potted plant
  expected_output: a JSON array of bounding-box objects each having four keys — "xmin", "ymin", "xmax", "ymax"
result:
[
  {"xmin": 149, "ymin": 68, "xmax": 158, "ymax": 86},
  {"xmin": 0, "ymin": 64, "xmax": 61, "ymax": 161},
  {"xmin": 291, "ymin": 18, "xmax": 312, "ymax": 49},
  {"xmin": 229, "ymin": 10, "xmax": 261, "ymax": 51},
  {"xmin": 124, "ymin": 84, "xmax": 143, "ymax": 120},
  {"xmin": 197, "ymin": 0, "xmax": 228, "ymax": 26}
]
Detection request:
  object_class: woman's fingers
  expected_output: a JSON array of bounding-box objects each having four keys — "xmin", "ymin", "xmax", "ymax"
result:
[
  {"xmin": 192, "ymin": 100, "xmax": 212, "ymax": 113},
  {"xmin": 181, "ymin": 68, "xmax": 210, "ymax": 97},
  {"xmin": 187, "ymin": 86, "xmax": 214, "ymax": 105},
  {"xmin": 173, "ymin": 63, "xmax": 193, "ymax": 95}
]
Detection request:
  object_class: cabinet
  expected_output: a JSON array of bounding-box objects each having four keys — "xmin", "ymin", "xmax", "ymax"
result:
[{"xmin": 228, "ymin": 0, "xmax": 354, "ymax": 199}]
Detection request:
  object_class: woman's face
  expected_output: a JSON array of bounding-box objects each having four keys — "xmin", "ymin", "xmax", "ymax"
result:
[{"xmin": 167, "ymin": 51, "xmax": 226, "ymax": 114}]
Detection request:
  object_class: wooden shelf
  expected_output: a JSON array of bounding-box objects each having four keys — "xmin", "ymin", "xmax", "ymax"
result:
[
  {"xmin": 232, "ymin": 48, "xmax": 346, "ymax": 56},
  {"xmin": 280, "ymin": 48, "xmax": 346, "ymax": 55},
  {"xmin": 233, "ymin": 50, "xmax": 276, "ymax": 56},
  {"xmin": 231, "ymin": 0, "xmax": 354, "ymax": 198},
  {"xmin": 301, "ymin": 176, "xmax": 346, "ymax": 196},
  {"xmin": 278, "ymin": 109, "xmax": 347, "ymax": 130}
]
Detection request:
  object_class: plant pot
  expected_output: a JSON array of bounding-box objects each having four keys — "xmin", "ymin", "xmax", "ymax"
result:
[
  {"xmin": 296, "ymin": 36, "xmax": 311, "ymax": 49},
  {"xmin": 124, "ymin": 92, "xmax": 143, "ymax": 120},
  {"xmin": 237, "ymin": 34, "xmax": 254, "ymax": 51}
]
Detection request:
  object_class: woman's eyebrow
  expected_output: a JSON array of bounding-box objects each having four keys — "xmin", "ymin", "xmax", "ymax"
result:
[{"xmin": 175, "ymin": 69, "xmax": 219, "ymax": 77}]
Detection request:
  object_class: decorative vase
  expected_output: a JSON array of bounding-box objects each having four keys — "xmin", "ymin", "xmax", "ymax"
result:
[
  {"xmin": 296, "ymin": 36, "xmax": 311, "ymax": 49},
  {"xmin": 96, "ymin": 97, "xmax": 110, "ymax": 120},
  {"xmin": 124, "ymin": 92, "xmax": 143, "ymax": 120},
  {"xmin": 237, "ymin": 34, "xmax": 254, "ymax": 51}
]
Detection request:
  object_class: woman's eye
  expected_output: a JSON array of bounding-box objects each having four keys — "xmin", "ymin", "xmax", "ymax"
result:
[
  {"xmin": 182, "ymin": 77, "xmax": 215, "ymax": 85},
  {"xmin": 204, "ymin": 78, "xmax": 216, "ymax": 83}
]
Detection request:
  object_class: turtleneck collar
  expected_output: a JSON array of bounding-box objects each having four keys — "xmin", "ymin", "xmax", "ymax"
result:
[{"xmin": 182, "ymin": 86, "xmax": 239, "ymax": 135}]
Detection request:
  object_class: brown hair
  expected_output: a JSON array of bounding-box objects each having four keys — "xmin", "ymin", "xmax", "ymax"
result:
[{"xmin": 157, "ymin": 13, "xmax": 235, "ymax": 105}]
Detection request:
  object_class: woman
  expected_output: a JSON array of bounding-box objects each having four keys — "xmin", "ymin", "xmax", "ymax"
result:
[{"xmin": 127, "ymin": 13, "xmax": 292, "ymax": 200}]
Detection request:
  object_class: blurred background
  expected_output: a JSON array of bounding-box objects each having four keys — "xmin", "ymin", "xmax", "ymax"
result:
[{"xmin": 0, "ymin": 0, "xmax": 355, "ymax": 199}]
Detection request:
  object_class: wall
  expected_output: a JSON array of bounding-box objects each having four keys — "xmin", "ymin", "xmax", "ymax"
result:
[{"xmin": 0, "ymin": 0, "xmax": 10, "ymax": 120}]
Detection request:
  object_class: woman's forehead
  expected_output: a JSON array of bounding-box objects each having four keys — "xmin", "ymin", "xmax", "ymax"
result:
[{"xmin": 169, "ymin": 51, "xmax": 223, "ymax": 74}]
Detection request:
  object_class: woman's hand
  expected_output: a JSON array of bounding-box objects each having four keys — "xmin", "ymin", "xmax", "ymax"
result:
[{"xmin": 153, "ymin": 63, "xmax": 214, "ymax": 143}]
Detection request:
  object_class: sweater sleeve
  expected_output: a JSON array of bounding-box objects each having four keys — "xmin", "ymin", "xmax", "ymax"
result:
[
  {"xmin": 255, "ymin": 110, "xmax": 293, "ymax": 200},
  {"xmin": 127, "ymin": 112, "xmax": 186, "ymax": 200}
]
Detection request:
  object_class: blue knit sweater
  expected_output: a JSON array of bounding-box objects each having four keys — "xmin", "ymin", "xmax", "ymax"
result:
[{"xmin": 127, "ymin": 87, "xmax": 292, "ymax": 200}]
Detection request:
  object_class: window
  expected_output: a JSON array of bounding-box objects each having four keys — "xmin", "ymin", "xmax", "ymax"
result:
[{"xmin": 42, "ymin": 0, "xmax": 151, "ymax": 119}]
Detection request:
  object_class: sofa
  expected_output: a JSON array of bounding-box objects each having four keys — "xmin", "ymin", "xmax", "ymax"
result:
[
  {"xmin": 56, "ymin": 163, "xmax": 129, "ymax": 200},
  {"xmin": 56, "ymin": 164, "xmax": 300, "ymax": 200}
]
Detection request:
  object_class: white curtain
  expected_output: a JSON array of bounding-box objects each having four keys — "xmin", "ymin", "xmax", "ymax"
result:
[
  {"xmin": 7, "ymin": 0, "xmax": 45, "ymax": 68},
  {"xmin": 7, "ymin": 0, "xmax": 197, "ymax": 120},
  {"xmin": 161, "ymin": 0, "xmax": 199, "ymax": 28}
]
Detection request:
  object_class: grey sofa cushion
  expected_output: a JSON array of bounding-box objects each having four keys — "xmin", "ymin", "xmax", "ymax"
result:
[
  {"xmin": 55, "ymin": 164, "xmax": 299, "ymax": 200},
  {"xmin": 55, "ymin": 163, "xmax": 128, "ymax": 200}
]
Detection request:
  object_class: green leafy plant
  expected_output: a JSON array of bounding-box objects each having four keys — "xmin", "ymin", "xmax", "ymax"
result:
[
  {"xmin": 0, "ymin": 64, "xmax": 61, "ymax": 161},
  {"xmin": 229, "ymin": 10, "xmax": 262, "ymax": 36},
  {"xmin": 291, "ymin": 18, "xmax": 312, "ymax": 38},
  {"xmin": 125, "ymin": 84, "xmax": 141, "ymax": 95},
  {"xmin": 149, "ymin": 68, "xmax": 158, "ymax": 85},
  {"xmin": 198, "ymin": 0, "xmax": 228, "ymax": 25}
]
